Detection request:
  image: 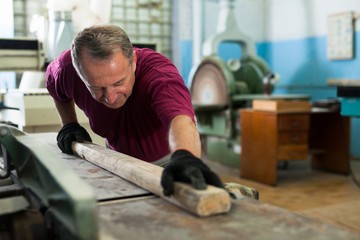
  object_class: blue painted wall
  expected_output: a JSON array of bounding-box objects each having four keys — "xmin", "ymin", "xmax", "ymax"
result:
[
  {"xmin": 257, "ymin": 33, "xmax": 360, "ymax": 99},
  {"xmin": 181, "ymin": 32, "xmax": 360, "ymax": 157}
]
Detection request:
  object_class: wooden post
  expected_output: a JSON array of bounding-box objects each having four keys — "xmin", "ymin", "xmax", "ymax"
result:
[{"xmin": 72, "ymin": 142, "xmax": 231, "ymax": 217}]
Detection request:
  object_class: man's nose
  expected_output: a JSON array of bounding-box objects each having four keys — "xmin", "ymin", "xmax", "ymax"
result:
[{"xmin": 103, "ymin": 87, "xmax": 117, "ymax": 104}]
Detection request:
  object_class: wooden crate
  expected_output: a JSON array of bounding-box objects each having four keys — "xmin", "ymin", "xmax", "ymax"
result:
[{"xmin": 252, "ymin": 99, "xmax": 312, "ymax": 113}]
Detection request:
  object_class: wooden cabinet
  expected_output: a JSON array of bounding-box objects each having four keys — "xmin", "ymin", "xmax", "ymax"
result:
[
  {"xmin": 277, "ymin": 115, "xmax": 309, "ymax": 160},
  {"xmin": 240, "ymin": 109, "xmax": 350, "ymax": 185}
]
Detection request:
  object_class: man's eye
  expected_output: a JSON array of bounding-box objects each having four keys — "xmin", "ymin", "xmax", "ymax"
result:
[{"xmin": 114, "ymin": 81, "xmax": 123, "ymax": 86}]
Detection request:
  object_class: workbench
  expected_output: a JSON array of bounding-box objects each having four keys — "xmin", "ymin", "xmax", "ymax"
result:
[{"xmin": 28, "ymin": 132, "xmax": 360, "ymax": 240}]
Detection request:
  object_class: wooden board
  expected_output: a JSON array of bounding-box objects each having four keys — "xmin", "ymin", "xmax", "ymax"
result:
[
  {"xmin": 252, "ymin": 99, "xmax": 312, "ymax": 113},
  {"xmin": 72, "ymin": 142, "xmax": 231, "ymax": 217}
]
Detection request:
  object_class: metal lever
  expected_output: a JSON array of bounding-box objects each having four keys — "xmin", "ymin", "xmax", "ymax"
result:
[{"xmin": 0, "ymin": 143, "xmax": 10, "ymax": 179}]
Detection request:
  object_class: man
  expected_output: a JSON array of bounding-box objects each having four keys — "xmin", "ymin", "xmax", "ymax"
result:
[{"xmin": 46, "ymin": 25, "xmax": 223, "ymax": 196}]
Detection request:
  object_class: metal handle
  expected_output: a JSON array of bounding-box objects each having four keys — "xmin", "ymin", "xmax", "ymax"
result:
[
  {"xmin": 290, "ymin": 152, "xmax": 299, "ymax": 156},
  {"xmin": 290, "ymin": 136, "xmax": 299, "ymax": 142},
  {"xmin": 291, "ymin": 121, "xmax": 301, "ymax": 127},
  {"xmin": 0, "ymin": 143, "xmax": 10, "ymax": 179}
]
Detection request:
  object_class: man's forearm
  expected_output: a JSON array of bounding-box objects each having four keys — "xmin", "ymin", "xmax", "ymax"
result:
[
  {"xmin": 53, "ymin": 99, "xmax": 78, "ymax": 126},
  {"xmin": 168, "ymin": 115, "xmax": 201, "ymax": 158}
]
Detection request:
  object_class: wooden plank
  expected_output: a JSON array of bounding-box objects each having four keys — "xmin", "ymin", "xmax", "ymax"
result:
[
  {"xmin": 252, "ymin": 99, "xmax": 312, "ymax": 113},
  {"xmin": 71, "ymin": 142, "xmax": 231, "ymax": 217}
]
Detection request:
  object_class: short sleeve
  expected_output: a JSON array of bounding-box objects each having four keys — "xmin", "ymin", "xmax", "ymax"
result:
[
  {"xmin": 147, "ymin": 71, "xmax": 195, "ymax": 130},
  {"xmin": 45, "ymin": 50, "xmax": 78, "ymax": 103}
]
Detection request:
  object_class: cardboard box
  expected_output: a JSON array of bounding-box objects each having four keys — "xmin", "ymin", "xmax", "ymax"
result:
[{"xmin": 252, "ymin": 99, "xmax": 312, "ymax": 113}]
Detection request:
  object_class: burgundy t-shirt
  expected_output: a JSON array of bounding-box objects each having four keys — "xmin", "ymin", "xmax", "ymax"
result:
[{"xmin": 46, "ymin": 47, "xmax": 195, "ymax": 162}]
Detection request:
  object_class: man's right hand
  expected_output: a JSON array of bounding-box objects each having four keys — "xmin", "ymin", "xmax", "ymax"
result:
[
  {"xmin": 57, "ymin": 122, "xmax": 92, "ymax": 154},
  {"xmin": 161, "ymin": 149, "xmax": 224, "ymax": 197}
]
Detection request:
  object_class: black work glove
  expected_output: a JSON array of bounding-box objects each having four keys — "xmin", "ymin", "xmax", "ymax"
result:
[
  {"xmin": 161, "ymin": 149, "xmax": 224, "ymax": 196},
  {"xmin": 57, "ymin": 122, "xmax": 92, "ymax": 154}
]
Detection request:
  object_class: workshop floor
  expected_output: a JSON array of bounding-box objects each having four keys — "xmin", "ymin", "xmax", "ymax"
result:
[{"xmin": 203, "ymin": 156, "xmax": 360, "ymax": 234}]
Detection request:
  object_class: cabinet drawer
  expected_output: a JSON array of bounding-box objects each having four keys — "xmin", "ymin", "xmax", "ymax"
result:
[
  {"xmin": 278, "ymin": 115, "xmax": 310, "ymax": 131},
  {"xmin": 278, "ymin": 131, "xmax": 308, "ymax": 144},
  {"xmin": 277, "ymin": 144, "xmax": 308, "ymax": 160}
]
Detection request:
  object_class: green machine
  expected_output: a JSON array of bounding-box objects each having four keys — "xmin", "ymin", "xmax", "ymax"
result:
[
  {"xmin": 0, "ymin": 124, "xmax": 97, "ymax": 240},
  {"xmin": 188, "ymin": 0, "xmax": 276, "ymax": 167},
  {"xmin": 189, "ymin": 57, "xmax": 273, "ymax": 168}
]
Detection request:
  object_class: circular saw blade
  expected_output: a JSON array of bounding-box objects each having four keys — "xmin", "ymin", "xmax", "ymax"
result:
[{"xmin": 190, "ymin": 62, "xmax": 228, "ymax": 106}]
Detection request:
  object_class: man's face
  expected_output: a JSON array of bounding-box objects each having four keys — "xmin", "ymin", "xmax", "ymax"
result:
[{"xmin": 79, "ymin": 49, "xmax": 137, "ymax": 109}]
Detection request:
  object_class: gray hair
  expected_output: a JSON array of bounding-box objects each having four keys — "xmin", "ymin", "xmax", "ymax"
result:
[{"xmin": 71, "ymin": 25, "xmax": 133, "ymax": 76}]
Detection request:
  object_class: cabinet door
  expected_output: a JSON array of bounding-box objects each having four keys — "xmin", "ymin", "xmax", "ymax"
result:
[{"xmin": 240, "ymin": 110, "xmax": 278, "ymax": 185}]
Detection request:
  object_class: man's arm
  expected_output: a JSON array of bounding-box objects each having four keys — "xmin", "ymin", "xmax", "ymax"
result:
[
  {"xmin": 53, "ymin": 99, "xmax": 78, "ymax": 126},
  {"xmin": 161, "ymin": 114, "xmax": 223, "ymax": 196},
  {"xmin": 168, "ymin": 115, "xmax": 201, "ymax": 158}
]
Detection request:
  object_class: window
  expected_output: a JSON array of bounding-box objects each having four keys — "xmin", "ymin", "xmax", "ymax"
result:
[
  {"xmin": 111, "ymin": 0, "xmax": 172, "ymax": 59},
  {"xmin": 13, "ymin": 0, "xmax": 173, "ymax": 59}
]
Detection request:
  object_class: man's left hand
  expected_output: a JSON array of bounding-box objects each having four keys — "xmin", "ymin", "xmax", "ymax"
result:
[{"xmin": 161, "ymin": 149, "xmax": 224, "ymax": 196}]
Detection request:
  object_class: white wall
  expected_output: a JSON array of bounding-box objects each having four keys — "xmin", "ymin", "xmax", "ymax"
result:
[
  {"xmin": 0, "ymin": 0, "xmax": 15, "ymax": 90},
  {"xmin": 0, "ymin": 0, "xmax": 14, "ymax": 37},
  {"xmin": 203, "ymin": 0, "xmax": 266, "ymax": 42},
  {"xmin": 265, "ymin": 0, "xmax": 360, "ymax": 42},
  {"xmin": 172, "ymin": 0, "xmax": 193, "ymax": 73},
  {"xmin": 189, "ymin": 0, "xmax": 265, "ymax": 64},
  {"xmin": 199, "ymin": 0, "xmax": 360, "ymax": 44}
]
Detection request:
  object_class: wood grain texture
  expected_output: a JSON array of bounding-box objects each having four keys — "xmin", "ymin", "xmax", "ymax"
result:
[
  {"xmin": 240, "ymin": 110, "xmax": 311, "ymax": 185},
  {"xmin": 240, "ymin": 110, "xmax": 278, "ymax": 185},
  {"xmin": 71, "ymin": 142, "xmax": 231, "ymax": 217},
  {"xmin": 277, "ymin": 114, "xmax": 310, "ymax": 130},
  {"xmin": 277, "ymin": 144, "xmax": 308, "ymax": 160},
  {"xmin": 252, "ymin": 99, "xmax": 312, "ymax": 113},
  {"xmin": 277, "ymin": 131, "xmax": 308, "ymax": 144}
]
